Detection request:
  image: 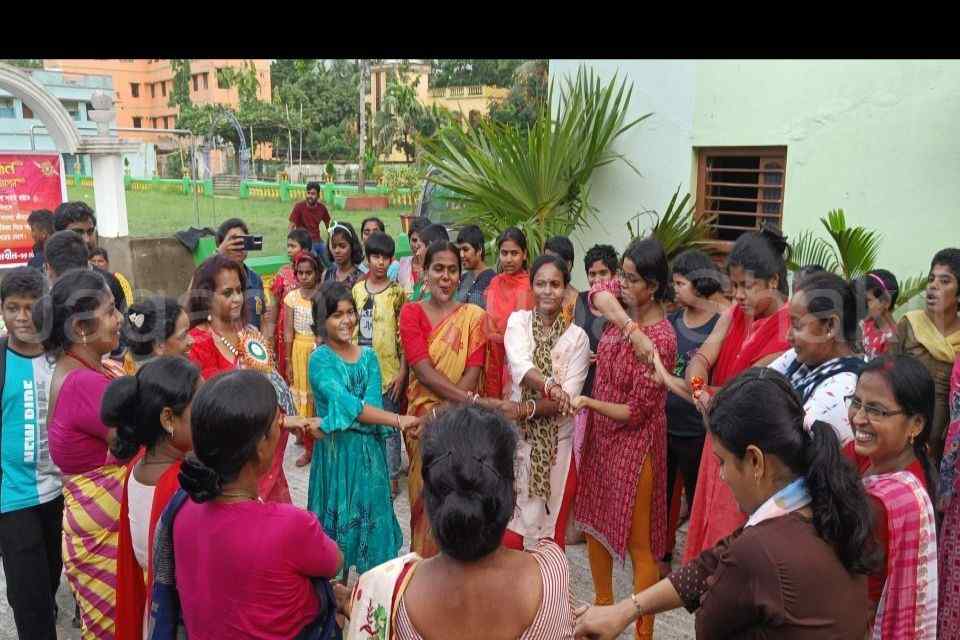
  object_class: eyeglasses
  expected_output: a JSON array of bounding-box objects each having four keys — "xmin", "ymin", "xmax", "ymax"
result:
[
  {"xmin": 845, "ymin": 395, "xmax": 906, "ymax": 421},
  {"xmin": 617, "ymin": 270, "xmax": 645, "ymax": 285}
]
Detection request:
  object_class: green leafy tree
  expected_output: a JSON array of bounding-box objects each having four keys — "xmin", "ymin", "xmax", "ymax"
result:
[
  {"xmin": 1, "ymin": 59, "xmax": 43, "ymax": 69},
  {"xmin": 488, "ymin": 60, "xmax": 548, "ymax": 132},
  {"xmin": 429, "ymin": 59, "xmax": 524, "ymax": 88},
  {"xmin": 168, "ymin": 59, "xmax": 192, "ymax": 110},
  {"xmin": 373, "ymin": 70, "xmax": 425, "ymax": 162}
]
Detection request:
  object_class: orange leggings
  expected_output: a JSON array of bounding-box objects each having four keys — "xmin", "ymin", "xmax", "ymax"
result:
[{"xmin": 585, "ymin": 457, "xmax": 657, "ymax": 639}]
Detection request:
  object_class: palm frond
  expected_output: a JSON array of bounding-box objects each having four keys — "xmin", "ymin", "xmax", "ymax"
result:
[
  {"xmin": 787, "ymin": 230, "xmax": 839, "ymax": 274},
  {"xmin": 821, "ymin": 209, "xmax": 882, "ymax": 279},
  {"xmin": 420, "ymin": 66, "xmax": 646, "ymax": 258},
  {"xmin": 895, "ymin": 274, "xmax": 928, "ymax": 310}
]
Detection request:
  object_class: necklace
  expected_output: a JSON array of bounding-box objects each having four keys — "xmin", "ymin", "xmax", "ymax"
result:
[
  {"xmin": 66, "ymin": 350, "xmax": 104, "ymax": 373},
  {"xmin": 218, "ymin": 490, "xmax": 262, "ymax": 502},
  {"xmin": 212, "ymin": 330, "xmax": 241, "ymax": 361}
]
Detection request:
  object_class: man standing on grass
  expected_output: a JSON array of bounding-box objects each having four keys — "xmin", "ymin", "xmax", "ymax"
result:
[{"xmin": 288, "ymin": 181, "xmax": 331, "ymax": 267}]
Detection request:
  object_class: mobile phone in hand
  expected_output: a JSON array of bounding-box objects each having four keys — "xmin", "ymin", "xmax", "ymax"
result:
[{"xmin": 241, "ymin": 235, "xmax": 264, "ymax": 251}]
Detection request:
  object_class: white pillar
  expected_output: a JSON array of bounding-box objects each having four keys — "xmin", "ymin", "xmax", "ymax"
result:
[
  {"xmin": 77, "ymin": 138, "xmax": 139, "ymax": 239},
  {"xmin": 90, "ymin": 152, "xmax": 128, "ymax": 237}
]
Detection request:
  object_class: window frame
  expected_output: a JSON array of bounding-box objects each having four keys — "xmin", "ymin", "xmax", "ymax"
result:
[
  {"xmin": 130, "ymin": 82, "xmax": 140, "ymax": 98},
  {"xmin": 695, "ymin": 146, "xmax": 787, "ymax": 250},
  {"xmin": 132, "ymin": 116, "xmax": 142, "ymax": 129}
]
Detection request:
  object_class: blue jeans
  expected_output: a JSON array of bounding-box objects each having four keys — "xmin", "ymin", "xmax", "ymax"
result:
[{"xmin": 382, "ymin": 394, "xmax": 402, "ymax": 480}]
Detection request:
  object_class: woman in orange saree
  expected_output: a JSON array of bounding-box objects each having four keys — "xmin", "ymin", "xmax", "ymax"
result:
[
  {"xmin": 398, "ymin": 241, "xmax": 487, "ymax": 558},
  {"xmin": 484, "ymin": 227, "xmax": 534, "ymax": 399},
  {"xmin": 681, "ymin": 227, "xmax": 791, "ymax": 562}
]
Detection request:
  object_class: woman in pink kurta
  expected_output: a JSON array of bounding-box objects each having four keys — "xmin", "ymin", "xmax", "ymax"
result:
[
  {"xmin": 572, "ymin": 238, "xmax": 676, "ymax": 640},
  {"xmin": 939, "ymin": 357, "xmax": 960, "ymax": 638}
]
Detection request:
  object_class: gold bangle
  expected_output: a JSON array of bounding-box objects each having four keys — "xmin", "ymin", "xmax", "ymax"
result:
[{"xmin": 631, "ymin": 591, "xmax": 644, "ymax": 618}]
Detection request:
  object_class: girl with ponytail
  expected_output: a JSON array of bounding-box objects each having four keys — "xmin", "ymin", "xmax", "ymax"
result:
[
  {"xmin": 103, "ymin": 356, "xmax": 200, "ymax": 640},
  {"xmin": 843, "ymin": 355, "xmax": 939, "ymax": 638},
  {"xmin": 680, "ymin": 224, "xmax": 793, "ymax": 561},
  {"xmin": 575, "ymin": 367, "xmax": 875, "ymax": 639}
]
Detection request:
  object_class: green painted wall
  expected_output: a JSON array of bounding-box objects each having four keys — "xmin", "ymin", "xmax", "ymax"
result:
[{"xmin": 552, "ymin": 60, "xmax": 960, "ymax": 294}]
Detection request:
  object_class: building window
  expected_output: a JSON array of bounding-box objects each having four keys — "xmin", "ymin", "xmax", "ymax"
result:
[
  {"xmin": 696, "ymin": 146, "xmax": 787, "ymax": 243},
  {"xmin": 0, "ymin": 98, "xmax": 14, "ymax": 118},
  {"xmin": 192, "ymin": 74, "xmax": 200, "ymax": 92},
  {"xmin": 216, "ymin": 68, "xmax": 228, "ymax": 89},
  {"xmin": 61, "ymin": 101, "xmax": 81, "ymax": 122},
  {"xmin": 130, "ymin": 83, "xmax": 140, "ymax": 98},
  {"xmin": 201, "ymin": 72, "xmax": 209, "ymax": 90},
  {"xmin": 151, "ymin": 117, "xmax": 159, "ymax": 128},
  {"xmin": 21, "ymin": 102, "xmax": 34, "ymax": 119},
  {"xmin": 132, "ymin": 117, "xmax": 142, "ymax": 129},
  {"xmin": 164, "ymin": 116, "xmax": 171, "ymax": 129},
  {"xmin": 150, "ymin": 83, "xmax": 156, "ymax": 98},
  {"xmin": 161, "ymin": 81, "xmax": 167, "ymax": 97}
]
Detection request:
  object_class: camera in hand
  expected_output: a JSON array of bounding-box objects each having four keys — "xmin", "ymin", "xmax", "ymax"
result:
[{"xmin": 241, "ymin": 235, "xmax": 264, "ymax": 251}]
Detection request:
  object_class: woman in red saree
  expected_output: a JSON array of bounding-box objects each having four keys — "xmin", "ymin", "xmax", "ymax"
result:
[
  {"xmin": 681, "ymin": 227, "xmax": 791, "ymax": 562},
  {"xmin": 105, "ymin": 357, "xmax": 200, "ymax": 640},
  {"xmin": 398, "ymin": 241, "xmax": 487, "ymax": 558},
  {"xmin": 484, "ymin": 227, "xmax": 534, "ymax": 399},
  {"xmin": 185, "ymin": 255, "xmax": 303, "ymax": 504}
]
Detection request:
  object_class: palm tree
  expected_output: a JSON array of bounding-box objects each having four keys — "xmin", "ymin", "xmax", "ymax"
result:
[
  {"xmin": 789, "ymin": 209, "xmax": 924, "ymax": 309},
  {"xmin": 419, "ymin": 66, "xmax": 648, "ymax": 256},
  {"xmin": 627, "ymin": 185, "xmax": 718, "ymax": 261}
]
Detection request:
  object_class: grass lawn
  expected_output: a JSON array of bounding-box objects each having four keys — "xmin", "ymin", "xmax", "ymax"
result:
[{"xmin": 66, "ymin": 186, "xmax": 412, "ymax": 256}]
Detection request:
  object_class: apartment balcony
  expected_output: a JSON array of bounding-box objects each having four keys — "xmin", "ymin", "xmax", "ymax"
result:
[{"xmin": 428, "ymin": 85, "xmax": 504, "ymax": 100}]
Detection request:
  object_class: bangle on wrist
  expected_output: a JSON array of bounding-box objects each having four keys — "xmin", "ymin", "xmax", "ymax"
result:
[
  {"xmin": 623, "ymin": 320, "xmax": 639, "ymax": 336},
  {"xmin": 395, "ymin": 414, "xmax": 402, "ymax": 430},
  {"xmin": 630, "ymin": 591, "xmax": 644, "ymax": 619},
  {"xmin": 526, "ymin": 399, "xmax": 537, "ymax": 420}
]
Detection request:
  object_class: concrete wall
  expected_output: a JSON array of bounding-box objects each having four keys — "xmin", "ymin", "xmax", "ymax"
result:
[
  {"xmin": 101, "ymin": 235, "xmax": 196, "ymax": 301},
  {"xmin": 550, "ymin": 59, "xmax": 960, "ymax": 290}
]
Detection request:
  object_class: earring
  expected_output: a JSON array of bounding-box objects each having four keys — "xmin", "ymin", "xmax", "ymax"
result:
[
  {"xmin": 207, "ymin": 315, "xmax": 212, "ymax": 323},
  {"xmin": 80, "ymin": 333, "xmax": 87, "ymax": 345},
  {"xmin": 909, "ymin": 433, "xmax": 917, "ymax": 446}
]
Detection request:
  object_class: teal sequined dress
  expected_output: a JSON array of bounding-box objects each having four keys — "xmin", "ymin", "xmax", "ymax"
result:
[{"xmin": 307, "ymin": 345, "xmax": 402, "ymax": 576}]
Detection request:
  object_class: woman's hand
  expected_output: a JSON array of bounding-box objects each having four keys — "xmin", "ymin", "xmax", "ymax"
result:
[
  {"xmin": 628, "ymin": 328, "xmax": 655, "ymax": 364},
  {"xmin": 571, "ymin": 395, "xmax": 593, "ymax": 412},
  {"xmin": 591, "ymin": 290, "xmax": 620, "ymax": 316},
  {"xmin": 397, "ymin": 415, "xmax": 420, "ymax": 433},
  {"xmin": 547, "ymin": 385, "xmax": 573, "ymax": 416},
  {"xmin": 692, "ymin": 387, "xmax": 714, "ymax": 415},
  {"xmin": 573, "ymin": 600, "xmax": 636, "ymax": 639},
  {"xmin": 332, "ymin": 582, "xmax": 353, "ymax": 619},
  {"xmin": 284, "ymin": 417, "xmax": 323, "ymax": 439}
]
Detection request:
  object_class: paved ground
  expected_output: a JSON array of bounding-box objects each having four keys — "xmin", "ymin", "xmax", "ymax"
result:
[{"xmin": 0, "ymin": 439, "xmax": 695, "ymax": 639}]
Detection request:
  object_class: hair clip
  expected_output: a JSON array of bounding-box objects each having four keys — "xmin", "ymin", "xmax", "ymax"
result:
[
  {"xmin": 128, "ymin": 312, "xmax": 145, "ymax": 329},
  {"xmin": 473, "ymin": 455, "xmax": 502, "ymax": 479}
]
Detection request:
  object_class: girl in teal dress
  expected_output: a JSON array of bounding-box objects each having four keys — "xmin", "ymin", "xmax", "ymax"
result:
[{"xmin": 305, "ymin": 282, "xmax": 420, "ymax": 579}]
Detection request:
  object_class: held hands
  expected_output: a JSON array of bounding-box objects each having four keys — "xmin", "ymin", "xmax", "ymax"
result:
[
  {"xmin": 546, "ymin": 384, "xmax": 573, "ymax": 416},
  {"xmin": 628, "ymin": 328, "xmax": 655, "ymax": 364},
  {"xmin": 573, "ymin": 601, "xmax": 636, "ymax": 640},
  {"xmin": 570, "ymin": 395, "xmax": 592, "ymax": 412},
  {"xmin": 386, "ymin": 374, "xmax": 405, "ymax": 404},
  {"xmin": 283, "ymin": 417, "xmax": 323, "ymax": 439}
]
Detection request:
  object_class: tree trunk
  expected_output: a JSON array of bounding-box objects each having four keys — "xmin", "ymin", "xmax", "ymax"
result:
[{"xmin": 358, "ymin": 59, "xmax": 368, "ymax": 194}]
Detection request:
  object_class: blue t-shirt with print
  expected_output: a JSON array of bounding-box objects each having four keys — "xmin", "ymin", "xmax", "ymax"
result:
[{"xmin": 0, "ymin": 346, "xmax": 60, "ymax": 512}]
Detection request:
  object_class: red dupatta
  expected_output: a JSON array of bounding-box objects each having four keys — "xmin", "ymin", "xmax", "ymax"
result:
[
  {"xmin": 483, "ymin": 272, "xmax": 533, "ymax": 398},
  {"xmin": 683, "ymin": 302, "xmax": 790, "ymax": 563},
  {"xmin": 115, "ymin": 451, "xmax": 183, "ymax": 640}
]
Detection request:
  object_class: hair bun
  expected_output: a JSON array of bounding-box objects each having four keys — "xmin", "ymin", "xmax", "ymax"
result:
[
  {"xmin": 759, "ymin": 224, "xmax": 790, "ymax": 257},
  {"xmin": 179, "ymin": 454, "xmax": 223, "ymax": 502}
]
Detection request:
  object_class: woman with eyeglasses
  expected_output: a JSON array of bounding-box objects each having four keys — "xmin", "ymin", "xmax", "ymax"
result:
[
  {"xmin": 843, "ymin": 355, "xmax": 938, "ymax": 638},
  {"xmin": 574, "ymin": 368, "xmax": 874, "ymax": 640},
  {"xmin": 323, "ymin": 221, "xmax": 365, "ymax": 289}
]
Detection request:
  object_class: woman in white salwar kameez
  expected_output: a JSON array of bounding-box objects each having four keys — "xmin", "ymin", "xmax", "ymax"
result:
[{"xmin": 497, "ymin": 254, "xmax": 590, "ymax": 550}]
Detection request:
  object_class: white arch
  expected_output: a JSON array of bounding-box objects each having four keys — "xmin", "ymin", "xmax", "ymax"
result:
[{"xmin": 0, "ymin": 62, "xmax": 82, "ymax": 153}]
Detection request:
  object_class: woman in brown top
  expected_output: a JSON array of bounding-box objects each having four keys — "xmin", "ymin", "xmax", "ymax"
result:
[{"xmin": 574, "ymin": 368, "xmax": 876, "ymax": 639}]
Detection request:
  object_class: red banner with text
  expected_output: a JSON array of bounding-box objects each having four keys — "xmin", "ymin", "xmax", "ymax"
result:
[{"xmin": 0, "ymin": 153, "xmax": 66, "ymax": 267}]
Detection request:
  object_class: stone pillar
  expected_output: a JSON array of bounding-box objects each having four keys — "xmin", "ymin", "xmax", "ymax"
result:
[{"xmin": 84, "ymin": 142, "xmax": 134, "ymax": 237}]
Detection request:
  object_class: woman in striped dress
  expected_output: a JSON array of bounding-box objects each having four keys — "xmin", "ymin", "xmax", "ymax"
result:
[
  {"xmin": 347, "ymin": 405, "xmax": 575, "ymax": 640},
  {"xmin": 40, "ymin": 270, "xmax": 126, "ymax": 639}
]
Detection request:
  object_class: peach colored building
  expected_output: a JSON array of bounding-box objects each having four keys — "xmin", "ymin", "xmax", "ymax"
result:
[
  {"xmin": 41, "ymin": 59, "xmax": 272, "ymax": 161},
  {"xmin": 366, "ymin": 61, "xmax": 509, "ymax": 163}
]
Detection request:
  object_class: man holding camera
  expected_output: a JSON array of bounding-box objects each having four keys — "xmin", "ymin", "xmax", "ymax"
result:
[
  {"xmin": 288, "ymin": 181, "xmax": 330, "ymax": 267},
  {"xmin": 217, "ymin": 218, "xmax": 272, "ymax": 342}
]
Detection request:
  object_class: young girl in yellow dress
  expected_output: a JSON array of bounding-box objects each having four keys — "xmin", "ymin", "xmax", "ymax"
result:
[{"xmin": 284, "ymin": 252, "xmax": 322, "ymax": 422}]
